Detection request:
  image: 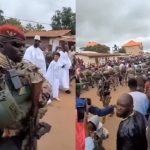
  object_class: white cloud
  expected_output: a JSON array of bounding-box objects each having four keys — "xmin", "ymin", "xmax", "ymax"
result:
[
  {"xmin": 76, "ymin": 0, "xmax": 150, "ymax": 50},
  {"xmin": 0, "ymin": 0, "xmax": 75, "ymax": 29}
]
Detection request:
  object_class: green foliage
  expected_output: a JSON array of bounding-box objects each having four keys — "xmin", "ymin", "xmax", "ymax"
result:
[
  {"xmin": 51, "ymin": 7, "xmax": 75, "ymax": 34},
  {"xmin": 1, "ymin": 7, "xmax": 75, "ymax": 33},
  {"xmin": 0, "ymin": 10, "xmax": 4, "ymax": 25},
  {"xmin": 0, "ymin": 9, "xmax": 45, "ymax": 31},
  {"xmin": 25, "ymin": 23, "xmax": 35, "ymax": 31},
  {"xmin": 35, "ymin": 23, "xmax": 44, "ymax": 31},
  {"xmin": 83, "ymin": 44, "xmax": 110, "ymax": 53},
  {"xmin": 4, "ymin": 18, "xmax": 23, "ymax": 29},
  {"xmin": 25, "ymin": 23, "xmax": 45, "ymax": 31},
  {"xmin": 118, "ymin": 48, "xmax": 126, "ymax": 53}
]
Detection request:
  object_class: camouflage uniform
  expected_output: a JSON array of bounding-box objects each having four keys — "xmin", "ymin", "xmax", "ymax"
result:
[
  {"xmin": 126, "ymin": 67, "xmax": 135, "ymax": 81},
  {"xmin": 97, "ymin": 71, "xmax": 111, "ymax": 107},
  {"xmin": 136, "ymin": 75, "xmax": 146, "ymax": 92},
  {"xmin": 0, "ymin": 53, "xmax": 52, "ymax": 150},
  {"xmin": 79, "ymin": 72, "xmax": 89, "ymax": 91},
  {"xmin": 92, "ymin": 71, "xmax": 102, "ymax": 85},
  {"xmin": 83, "ymin": 69, "xmax": 94, "ymax": 88}
]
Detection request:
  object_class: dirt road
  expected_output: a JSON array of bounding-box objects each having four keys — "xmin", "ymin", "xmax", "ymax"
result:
[{"xmin": 38, "ymin": 82, "xmax": 75, "ymax": 150}]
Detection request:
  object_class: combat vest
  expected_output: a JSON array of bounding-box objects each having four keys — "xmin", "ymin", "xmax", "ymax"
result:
[{"xmin": 0, "ymin": 58, "xmax": 34, "ymax": 129}]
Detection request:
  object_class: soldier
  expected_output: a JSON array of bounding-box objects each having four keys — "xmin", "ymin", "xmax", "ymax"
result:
[
  {"xmin": 0, "ymin": 24, "xmax": 51, "ymax": 150},
  {"xmin": 79, "ymin": 72, "xmax": 89, "ymax": 91},
  {"xmin": 83, "ymin": 69, "xmax": 94, "ymax": 88},
  {"xmin": 135, "ymin": 66, "xmax": 146, "ymax": 92},
  {"xmin": 92, "ymin": 69, "xmax": 102, "ymax": 86},
  {"xmin": 126, "ymin": 64, "xmax": 135, "ymax": 82}
]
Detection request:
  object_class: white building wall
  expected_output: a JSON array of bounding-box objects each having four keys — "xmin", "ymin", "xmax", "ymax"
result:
[{"xmin": 49, "ymin": 38, "xmax": 60, "ymax": 52}]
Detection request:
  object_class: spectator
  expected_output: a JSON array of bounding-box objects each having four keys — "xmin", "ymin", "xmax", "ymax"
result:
[
  {"xmin": 128, "ymin": 78, "xmax": 149, "ymax": 116},
  {"xmin": 116, "ymin": 93, "xmax": 147, "ymax": 150}
]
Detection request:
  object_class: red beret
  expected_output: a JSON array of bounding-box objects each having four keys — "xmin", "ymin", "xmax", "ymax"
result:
[{"xmin": 0, "ymin": 24, "xmax": 25, "ymax": 40}]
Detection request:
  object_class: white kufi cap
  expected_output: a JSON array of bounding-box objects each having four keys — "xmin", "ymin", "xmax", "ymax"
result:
[{"xmin": 34, "ymin": 35, "xmax": 40, "ymax": 41}]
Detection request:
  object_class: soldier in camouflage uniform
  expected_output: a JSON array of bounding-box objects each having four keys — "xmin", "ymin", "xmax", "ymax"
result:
[
  {"xmin": 126, "ymin": 64, "xmax": 135, "ymax": 82},
  {"xmin": 78, "ymin": 71, "xmax": 89, "ymax": 91},
  {"xmin": 97, "ymin": 71, "xmax": 112, "ymax": 123},
  {"xmin": 0, "ymin": 25, "xmax": 51, "ymax": 150},
  {"xmin": 92, "ymin": 69, "xmax": 102, "ymax": 86},
  {"xmin": 135, "ymin": 66, "xmax": 146, "ymax": 92},
  {"xmin": 83, "ymin": 69, "xmax": 95, "ymax": 88}
]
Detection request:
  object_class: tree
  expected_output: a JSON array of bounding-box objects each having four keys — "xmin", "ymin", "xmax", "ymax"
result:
[
  {"xmin": 118, "ymin": 47, "xmax": 126, "ymax": 53},
  {"xmin": 51, "ymin": 7, "xmax": 75, "ymax": 34},
  {"xmin": 4, "ymin": 18, "xmax": 24, "ymax": 30},
  {"xmin": 35, "ymin": 23, "xmax": 44, "ymax": 31},
  {"xmin": 0, "ymin": 10, "xmax": 4, "ymax": 25},
  {"xmin": 25, "ymin": 23, "xmax": 35, "ymax": 31},
  {"xmin": 83, "ymin": 44, "xmax": 110, "ymax": 53}
]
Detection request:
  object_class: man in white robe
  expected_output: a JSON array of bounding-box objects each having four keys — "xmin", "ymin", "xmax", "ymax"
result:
[
  {"xmin": 23, "ymin": 35, "xmax": 46, "ymax": 76},
  {"xmin": 46, "ymin": 52, "xmax": 61, "ymax": 101},
  {"xmin": 59, "ymin": 44, "xmax": 72, "ymax": 94}
]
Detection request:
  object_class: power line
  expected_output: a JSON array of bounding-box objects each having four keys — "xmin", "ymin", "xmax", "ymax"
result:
[{"xmin": 3, "ymin": 15, "xmax": 51, "ymax": 26}]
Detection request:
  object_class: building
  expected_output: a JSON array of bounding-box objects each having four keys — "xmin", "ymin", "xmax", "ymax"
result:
[
  {"xmin": 25, "ymin": 30, "xmax": 75, "ymax": 52},
  {"xmin": 81, "ymin": 41, "xmax": 98, "ymax": 48},
  {"xmin": 122, "ymin": 40, "xmax": 143, "ymax": 55},
  {"xmin": 75, "ymin": 51, "xmax": 126, "ymax": 66}
]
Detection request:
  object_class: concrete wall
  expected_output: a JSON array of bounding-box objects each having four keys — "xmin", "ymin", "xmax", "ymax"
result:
[
  {"xmin": 124, "ymin": 46, "xmax": 142, "ymax": 55},
  {"xmin": 76, "ymin": 55, "xmax": 90, "ymax": 66},
  {"xmin": 76, "ymin": 54, "xmax": 120, "ymax": 66},
  {"xmin": 49, "ymin": 38, "xmax": 60, "ymax": 52},
  {"xmin": 76, "ymin": 55, "xmax": 101, "ymax": 66},
  {"xmin": 26, "ymin": 37, "xmax": 50, "ymax": 48}
]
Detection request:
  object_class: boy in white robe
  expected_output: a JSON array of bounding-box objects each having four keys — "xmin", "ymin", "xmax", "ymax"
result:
[{"xmin": 46, "ymin": 52, "xmax": 61, "ymax": 101}]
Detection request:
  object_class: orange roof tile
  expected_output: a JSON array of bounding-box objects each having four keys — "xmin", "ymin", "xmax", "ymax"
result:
[
  {"xmin": 122, "ymin": 40, "xmax": 142, "ymax": 47},
  {"xmin": 82, "ymin": 41, "xmax": 98, "ymax": 48},
  {"xmin": 59, "ymin": 35, "xmax": 75, "ymax": 42},
  {"xmin": 25, "ymin": 30, "xmax": 71, "ymax": 38}
]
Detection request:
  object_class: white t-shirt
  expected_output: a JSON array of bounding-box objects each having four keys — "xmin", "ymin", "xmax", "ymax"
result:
[
  {"xmin": 85, "ymin": 137, "xmax": 94, "ymax": 150},
  {"xmin": 129, "ymin": 91, "xmax": 149, "ymax": 115}
]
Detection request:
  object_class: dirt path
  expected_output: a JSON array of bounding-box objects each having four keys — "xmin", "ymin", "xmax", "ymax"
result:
[{"xmin": 38, "ymin": 82, "xmax": 75, "ymax": 150}]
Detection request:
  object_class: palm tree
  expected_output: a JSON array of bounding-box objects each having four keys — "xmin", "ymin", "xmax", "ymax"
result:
[{"xmin": 35, "ymin": 23, "xmax": 44, "ymax": 31}]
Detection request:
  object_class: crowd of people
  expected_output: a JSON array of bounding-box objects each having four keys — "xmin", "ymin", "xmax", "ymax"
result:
[
  {"xmin": 76, "ymin": 55, "xmax": 150, "ymax": 150},
  {"xmin": 23, "ymin": 35, "xmax": 76, "ymax": 102}
]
